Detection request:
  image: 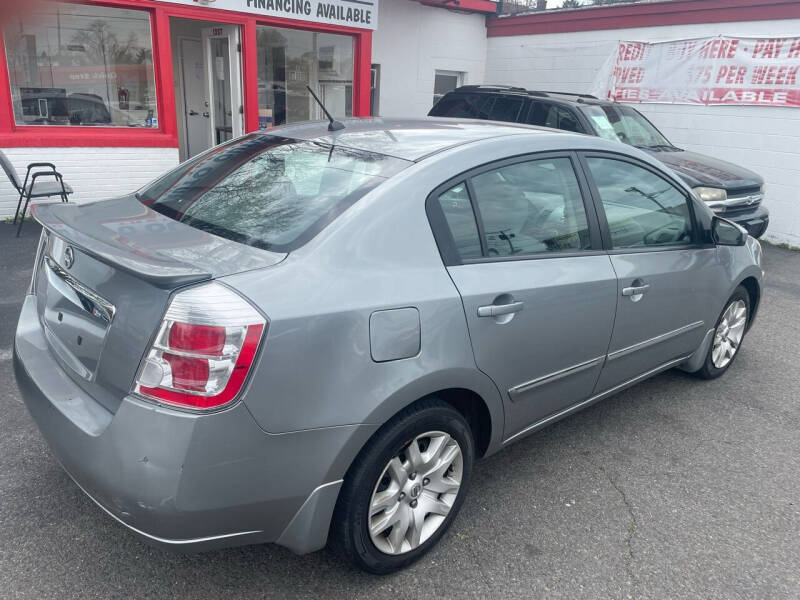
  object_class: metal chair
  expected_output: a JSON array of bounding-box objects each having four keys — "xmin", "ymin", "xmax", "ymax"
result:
[{"xmin": 0, "ymin": 150, "xmax": 73, "ymax": 237}]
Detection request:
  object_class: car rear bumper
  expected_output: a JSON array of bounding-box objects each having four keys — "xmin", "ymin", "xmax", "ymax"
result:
[
  {"xmin": 724, "ymin": 204, "xmax": 769, "ymax": 239},
  {"xmin": 14, "ymin": 295, "xmax": 376, "ymax": 554}
]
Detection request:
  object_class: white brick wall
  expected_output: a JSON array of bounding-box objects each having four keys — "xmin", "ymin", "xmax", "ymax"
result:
[
  {"xmin": 0, "ymin": 147, "xmax": 180, "ymax": 220},
  {"xmin": 487, "ymin": 18, "xmax": 800, "ymax": 245},
  {"xmin": 372, "ymin": 0, "xmax": 488, "ymax": 118}
]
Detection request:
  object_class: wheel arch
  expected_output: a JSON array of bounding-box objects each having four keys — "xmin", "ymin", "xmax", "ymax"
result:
[{"xmin": 737, "ymin": 275, "xmax": 761, "ymax": 330}]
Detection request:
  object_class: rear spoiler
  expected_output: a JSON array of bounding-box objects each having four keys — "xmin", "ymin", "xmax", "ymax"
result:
[{"xmin": 32, "ymin": 201, "xmax": 212, "ymax": 289}]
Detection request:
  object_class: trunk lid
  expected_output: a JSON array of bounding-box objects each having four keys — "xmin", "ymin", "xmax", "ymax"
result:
[{"xmin": 31, "ymin": 197, "xmax": 285, "ymax": 413}]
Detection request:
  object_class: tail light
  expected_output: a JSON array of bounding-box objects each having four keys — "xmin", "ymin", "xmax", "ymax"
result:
[{"xmin": 133, "ymin": 283, "xmax": 266, "ymax": 410}]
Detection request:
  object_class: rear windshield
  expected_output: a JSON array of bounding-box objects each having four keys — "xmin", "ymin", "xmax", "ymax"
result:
[{"xmin": 137, "ymin": 134, "xmax": 410, "ymax": 252}]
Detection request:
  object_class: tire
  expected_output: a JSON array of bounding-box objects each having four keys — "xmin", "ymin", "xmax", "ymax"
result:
[
  {"xmin": 331, "ymin": 398, "xmax": 474, "ymax": 574},
  {"xmin": 695, "ymin": 285, "xmax": 750, "ymax": 380}
]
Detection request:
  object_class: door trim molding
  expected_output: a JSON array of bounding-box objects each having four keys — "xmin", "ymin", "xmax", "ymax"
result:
[
  {"xmin": 503, "ymin": 353, "xmax": 692, "ymax": 445},
  {"xmin": 508, "ymin": 355, "xmax": 604, "ymax": 401},
  {"xmin": 607, "ymin": 320, "xmax": 705, "ymax": 362}
]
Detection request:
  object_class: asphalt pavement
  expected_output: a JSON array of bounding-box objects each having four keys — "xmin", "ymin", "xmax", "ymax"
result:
[{"xmin": 1, "ymin": 222, "xmax": 798, "ymax": 599}]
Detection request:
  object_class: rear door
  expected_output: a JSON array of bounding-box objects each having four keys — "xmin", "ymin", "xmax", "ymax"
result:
[
  {"xmin": 579, "ymin": 153, "xmax": 724, "ymax": 393},
  {"xmin": 428, "ymin": 152, "xmax": 618, "ymax": 441}
]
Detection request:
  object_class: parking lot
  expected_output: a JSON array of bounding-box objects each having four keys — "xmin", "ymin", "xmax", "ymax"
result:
[{"xmin": 1, "ymin": 222, "xmax": 798, "ymax": 599}]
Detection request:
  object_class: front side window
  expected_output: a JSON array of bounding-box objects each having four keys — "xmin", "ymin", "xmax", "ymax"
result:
[
  {"xmin": 138, "ymin": 134, "xmax": 409, "ymax": 252},
  {"xmin": 586, "ymin": 157, "xmax": 693, "ymax": 249},
  {"xmin": 470, "ymin": 157, "xmax": 592, "ymax": 257},
  {"xmin": 257, "ymin": 26, "xmax": 354, "ymax": 129},
  {"xmin": 3, "ymin": 2, "xmax": 158, "ymax": 128},
  {"xmin": 581, "ymin": 105, "xmax": 672, "ymax": 149},
  {"xmin": 525, "ymin": 102, "xmax": 583, "ymax": 133}
]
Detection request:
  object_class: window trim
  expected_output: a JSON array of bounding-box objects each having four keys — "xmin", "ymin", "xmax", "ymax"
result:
[
  {"xmin": 426, "ymin": 150, "xmax": 605, "ymax": 267},
  {"xmin": 577, "ymin": 150, "xmax": 706, "ymax": 254}
]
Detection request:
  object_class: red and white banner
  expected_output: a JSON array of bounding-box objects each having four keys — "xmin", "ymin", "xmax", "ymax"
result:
[{"xmin": 593, "ymin": 36, "xmax": 800, "ymax": 107}]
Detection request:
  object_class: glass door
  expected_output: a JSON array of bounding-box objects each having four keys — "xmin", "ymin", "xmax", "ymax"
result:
[{"xmin": 202, "ymin": 25, "xmax": 243, "ymax": 147}]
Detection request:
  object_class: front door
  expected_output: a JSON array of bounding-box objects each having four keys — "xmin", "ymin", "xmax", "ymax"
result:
[
  {"xmin": 581, "ymin": 154, "xmax": 724, "ymax": 393},
  {"xmin": 201, "ymin": 25, "xmax": 244, "ymax": 148},
  {"xmin": 431, "ymin": 154, "xmax": 618, "ymax": 441},
  {"xmin": 178, "ymin": 37, "xmax": 209, "ymax": 159}
]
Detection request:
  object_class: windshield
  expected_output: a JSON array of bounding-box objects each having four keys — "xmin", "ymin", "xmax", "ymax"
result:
[
  {"xmin": 138, "ymin": 134, "xmax": 410, "ymax": 252},
  {"xmin": 581, "ymin": 105, "xmax": 675, "ymax": 150}
]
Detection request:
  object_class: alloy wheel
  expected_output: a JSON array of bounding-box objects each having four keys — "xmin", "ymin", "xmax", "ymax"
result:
[
  {"xmin": 368, "ymin": 431, "xmax": 463, "ymax": 555},
  {"xmin": 711, "ymin": 299, "xmax": 747, "ymax": 369}
]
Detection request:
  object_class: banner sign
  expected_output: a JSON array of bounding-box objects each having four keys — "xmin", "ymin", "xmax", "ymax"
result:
[
  {"xmin": 594, "ymin": 36, "xmax": 800, "ymax": 107},
  {"xmin": 157, "ymin": 0, "xmax": 378, "ymax": 30}
]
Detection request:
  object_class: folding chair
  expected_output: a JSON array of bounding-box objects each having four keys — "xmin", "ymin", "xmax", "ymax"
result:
[{"xmin": 0, "ymin": 150, "xmax": 73, "ymax": 237}]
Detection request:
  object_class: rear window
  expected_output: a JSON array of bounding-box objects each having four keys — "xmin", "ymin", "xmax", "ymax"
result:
[{"xmin": 137, "ymin": 134, "xmax": 410, "ymax": 252}]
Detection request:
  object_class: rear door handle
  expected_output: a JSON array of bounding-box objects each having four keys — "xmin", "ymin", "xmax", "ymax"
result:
[
  {"xmin": 477, "ymin": 301, "xmax": 524, "ymax": 317},
  {"xmin": 622, "ymin": 284, "xmax": 650, "ymax": 296}
]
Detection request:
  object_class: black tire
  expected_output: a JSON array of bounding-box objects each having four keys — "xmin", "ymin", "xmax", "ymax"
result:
[
  {"xmin": 695, "ymin": 285, "xmax": 750, "ymax": 380},
  {"xmin": 330, "ymin": 398, "xmax": 474, "ymax": 574}
]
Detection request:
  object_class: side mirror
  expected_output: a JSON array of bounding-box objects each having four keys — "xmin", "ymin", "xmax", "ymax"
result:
[{"xmin": 712, "ymin": 216, "xmax": 747, "ymax": 246}]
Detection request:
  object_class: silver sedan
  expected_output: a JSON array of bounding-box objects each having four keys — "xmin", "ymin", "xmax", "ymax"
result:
[{"xmin": 14, "ymin": 118, "xmax": 763, "ymax": 573}]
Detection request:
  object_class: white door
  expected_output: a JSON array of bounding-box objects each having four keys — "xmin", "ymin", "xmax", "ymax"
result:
[
  {"xmin": 202, "ymin": 25, "xmax": 244, "ymax": 148},
  {"xmin": 178, "ymin": 37, "xmax": 210, "ymax": 159}
]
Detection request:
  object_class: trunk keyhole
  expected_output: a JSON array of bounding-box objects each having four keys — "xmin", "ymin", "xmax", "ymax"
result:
[
  {"xmin": 57, "ymin": 312, "xmax": 63, "ymax": 322},
  {"xmin": 77, "ymin": 336, "xmax": 82, "ymax": 346}
]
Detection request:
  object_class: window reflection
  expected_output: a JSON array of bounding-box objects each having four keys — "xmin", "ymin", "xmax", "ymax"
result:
[
  {"xmin": 3, "ymin": 2, "xmax": 158, "ymax": 128},
  {"xmin": 257, "ymin": 26, "xmax": 353, "ymax": 128}
]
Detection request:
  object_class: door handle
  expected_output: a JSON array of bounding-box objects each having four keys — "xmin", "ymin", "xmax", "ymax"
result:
[
  {"xmin": 188, "ymin": 110, "xmax": 199, "ymax": 116},
  {"xmin": 622, "ymin": 284, "xmax": 650, "ymax": 297},
  {"xmin": 477, "ymin": 301, "xmax": 524, "ymax": 318}
]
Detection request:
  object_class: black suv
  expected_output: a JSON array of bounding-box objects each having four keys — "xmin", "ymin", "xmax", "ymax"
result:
[{"xmin": 430, "ymin": 85, "xmax": 768, "ymax": 238}]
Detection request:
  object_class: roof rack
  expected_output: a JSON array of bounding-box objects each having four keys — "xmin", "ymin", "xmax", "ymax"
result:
[
  {"xmin": 534, "ymin": 91, "xmax": 599, "ymax": 100},
  {"xmin": 458, "ymin": 84, "xmax": 528, "ymax": 93}
]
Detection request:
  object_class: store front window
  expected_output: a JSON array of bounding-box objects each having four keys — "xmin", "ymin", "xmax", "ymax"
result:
[
  {"xmin": 256, "ymin": 26, "xmax": 353, "ymax": 129},
  {"xmin": 3, "ymin": 2, "xmax": 158, "ymax": 128}
]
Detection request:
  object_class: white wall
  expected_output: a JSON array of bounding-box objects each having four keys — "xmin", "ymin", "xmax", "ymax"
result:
[
  {"xmin": 486, "ymin": 19, "xmax": 800, "ymax": 245},
  {"xmin": 373, "ymin": 0, "xmax": 488, "ymax": 117},
  {"xmin": 0, "ymin": 148, "xmax": 179, "ymax": 219}
]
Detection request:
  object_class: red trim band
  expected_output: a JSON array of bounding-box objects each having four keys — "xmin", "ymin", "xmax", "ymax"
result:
[
  {"xmin": 487, "ymin": 0, "xmax": 800, "ymax": 37},
  {"xmin": 418, "ymin": 0, "xmax": 497, "ymax": 15}
]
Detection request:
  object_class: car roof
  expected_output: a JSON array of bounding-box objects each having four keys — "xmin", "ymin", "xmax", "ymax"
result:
[
  {"xmin": 446, "ymin": 85, "xmax": 619, "ymax": 108},
  {"xmin": 257, "ymin": 117, "xmax": 557, "ymax": 162}
]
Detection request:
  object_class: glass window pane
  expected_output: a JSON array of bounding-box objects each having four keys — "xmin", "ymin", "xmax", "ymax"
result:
[
  {"xmin": 430, "ymin": 94, "xmax": 493, "ymax": 119},
  {"xmin": 488, "ymin": 97, "xmax": 523, "ymax": 122},
  {"xmin": 3, "ymin": 2, "xmax": 158, "ymax": 128},
  {"xmin": 555, "ymin": 107, "xmax": 582, "ymax": 132},
  {"xmin": 139, "ymin": 134, "xmax": 409, "ymax": 252},
  {"xmin": 433, "ymin": 70, "xmax": 463, "ymax": 107},
  {"xmin": 256, "ymin": 26, "xmax": 353, "ymax": 129},
  {"xmin": 437, "ymin": 183, "xmax": 482, "ymax": 260},
  {"xmin": 525, "ymin": 101, "xmax": 550, "ymax": 126},
  {"xmin": 471, "ymin": 158, "xmax": 592, "ymax": 257},
  {"xmin": 586, "ymin": 157, "xmax": 693, "ymax": 248},
  {"xmin": 434, "ymin": 73, "xmax": 459, "ymax": 96}
]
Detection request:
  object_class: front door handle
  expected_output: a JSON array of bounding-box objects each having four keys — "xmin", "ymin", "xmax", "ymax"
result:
[
  {"xmin": 622, "ymin": 284, "xmax": 650, "ymax": 297},
  {"xmin": 477, "ymin": 301, "xmax": 524, "ymax": 318}
]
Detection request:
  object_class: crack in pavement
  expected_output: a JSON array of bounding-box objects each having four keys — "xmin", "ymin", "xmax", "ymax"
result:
[{"xmin": 600, "ymin": 465, "xmax": 639, "ymax": 600}]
